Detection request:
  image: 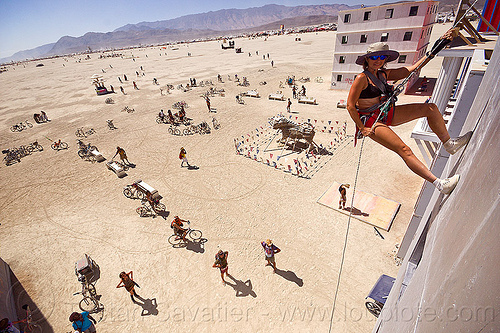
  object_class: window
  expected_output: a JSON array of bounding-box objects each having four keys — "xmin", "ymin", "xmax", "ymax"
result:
[
  {"xmin": 337, "ymin": 75, "xmax": 343, "ymax": 82},
  {"xmin": 398, "ymin": 55, "xmax": 407, "ymax": 63},
  {"xmin": 421, "ymin": 30, "xmax": 424, "ymax": 39},
  {"xmin": 344, "ymin": 14, "xmax": 351, "ymax": 23},
  {"xmin": 409, "ymin": 6, "xmax": 419, "ymax": 16},
  {"xmin": 381, "ymin": 33, "xmax": 389, "ymax": 42},
  {"xmin": 364, "ymin": 11, "xmax": 371, "ymax": 21},
  {"xmin": 385, "ymin": 8, "xmax": 394, "ymax": 19},
  {"xmin": 339, "ymin": 56, "xmax": 346, "ymax": 64},
  {"xmin": 341, "ymin": 36, "xmax": 348, "ymax": 44},
  {"xmin": 360, "ymin": 34, "xmax": 367, "ymax": 43},
  {"xmin": 403, "ymin": 31, "xmax": 413, "ymax": 41}
]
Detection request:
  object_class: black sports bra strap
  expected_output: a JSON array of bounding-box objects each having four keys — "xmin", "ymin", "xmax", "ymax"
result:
[{"xmin": 363, "ymin": 70, "xmax": 389, "ymax": 95}]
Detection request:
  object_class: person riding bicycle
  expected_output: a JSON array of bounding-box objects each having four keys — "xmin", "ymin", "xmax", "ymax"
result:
[
  {"xmin": 145, "ymin": 191, "xmax": 160, "ymax": 211},
  {"xmin": 167, "ymin": 109, "xmax": 175, "ymax": 124},
  {"xmin": 171, "ymin": 216, "xmax": 188, "ymax": 241},
  {"xmin": 178, "ymin": 105, "xmax": 186, "ymax": 121}
]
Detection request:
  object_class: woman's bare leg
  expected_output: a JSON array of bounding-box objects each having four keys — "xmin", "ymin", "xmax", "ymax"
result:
[
  {"xmin": 391, "ymin": 103, "xmax": 450, "ymax": 143},
  {"xmin": 369, "ymin": 123, "xmax": 437, "ymax": 183}
]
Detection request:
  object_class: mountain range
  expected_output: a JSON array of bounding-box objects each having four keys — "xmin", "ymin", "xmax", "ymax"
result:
[
  {"xmin": 1, "ymin": 4, "xmax": 351, "ymax": 64},
  {"xmin": 1, "ymin": 1, "xmax": 479, "ymax": 64}
]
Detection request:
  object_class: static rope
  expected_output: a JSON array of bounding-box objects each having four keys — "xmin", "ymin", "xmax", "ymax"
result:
[{"xmin": 328, "ymin": 136, "xmax": 366, "ymax": 333}]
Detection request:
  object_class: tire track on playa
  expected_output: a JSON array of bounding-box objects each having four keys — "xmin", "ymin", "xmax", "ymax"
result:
[{"xmin": 41, "ymin": 206, "xmax": 173, "ymax": 255}]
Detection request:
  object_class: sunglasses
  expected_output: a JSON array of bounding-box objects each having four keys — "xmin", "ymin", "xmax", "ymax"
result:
[{"xmin": 368, "ymin": 55, "xmax": 388, "ymax": 60}]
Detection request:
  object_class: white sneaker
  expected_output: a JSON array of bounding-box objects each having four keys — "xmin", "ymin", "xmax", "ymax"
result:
[
  {"xmin": 440, "ymin": 175, "xmax": 460, "ymax": 194},
  {"xmin": 444, "ymin": 131, "xmax": 472, "ymax": 155}
]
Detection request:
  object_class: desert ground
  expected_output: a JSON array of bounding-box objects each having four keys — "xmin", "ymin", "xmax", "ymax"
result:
[{"xmin": 0, "ymin": 24, "xmax": 450, "ymax": 332}]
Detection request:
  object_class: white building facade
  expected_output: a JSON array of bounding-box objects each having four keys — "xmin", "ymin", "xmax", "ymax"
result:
[{"xmin": 331, "ymin": 0, "xmax": 439, "ymax": 91}]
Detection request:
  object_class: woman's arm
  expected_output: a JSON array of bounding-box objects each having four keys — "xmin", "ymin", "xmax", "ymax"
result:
[
  {"xmin": 129, "ymin": 271, "xmax": 133, "ymax": 280},
  {"xmin": 347, "ymin": 74, "xmax": 368, "ymax": 131}
]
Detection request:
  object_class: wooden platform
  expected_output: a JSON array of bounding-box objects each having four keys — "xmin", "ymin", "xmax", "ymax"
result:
[{"xmin": 317, "ymin": 182, "xmax": 400, "ymax": 231}]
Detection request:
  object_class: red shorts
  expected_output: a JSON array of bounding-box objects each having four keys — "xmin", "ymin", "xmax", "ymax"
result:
[
  {"xmin": 220, "ymin": 266, "xmax": 228, "ymax": 274},
  {"xmin": 355, "ymin": 105, "xmax": 395, "ymax": 146}
]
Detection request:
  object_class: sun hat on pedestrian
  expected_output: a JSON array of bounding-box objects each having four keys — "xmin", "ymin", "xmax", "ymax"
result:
[
  {"xmin": 355, "ymin": 42, "xmax": 400, "ymax": 65},
  {"xmin": 266, "ymin": 239, "xmax": 272, "ymax": 245}
]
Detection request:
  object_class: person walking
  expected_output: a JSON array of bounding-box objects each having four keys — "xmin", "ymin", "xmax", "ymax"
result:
[
  {"xmin": 213, "ymin": 249, "xmax": 229, "ymax": 285},
  {"xmin": 179, "ymin": 147, "xmax": 190, "ymax": 167},
  {"xmin": 287, "ymin": 98, "xmax": 292, "ymax": 113},
  {"xmin": 133, "ymin": 81, "xmax": 139, "ymax": 90},
  {"xmin": 338, "ymin": 183, "xmax": 350, "ymax": 209},
  {"xmin": 120, "ymin": 86, "xmax": 125, "ymax": 95},
  {"xmin": 116, "ymin": 271, "xmax": 139, "ymax": 302},
  {"xmin": 113, "ymin": 146, "xmax": 131, "ymax": 165},
  {"xmin": 261, "ymin": 239, "xmax": 281, "ymax": 273},
  {"xmin": 69, "ymin": 311, "xmax": 97, "ymax": 333},
  {"xmin": 271, "ymin": 60, "xmax": 274, "ymax": 67},
  {"xmin": 205, "ymin": 96, "xmax": 211, "ymax": 112},
  {"xmin": 292, "ymin": 85, "xmax": 297, "ymax": 99}
]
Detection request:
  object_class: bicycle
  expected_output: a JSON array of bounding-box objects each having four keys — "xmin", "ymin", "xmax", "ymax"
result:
[
  {"xmin": 136, "ymin": 200, "xmax": 166, "ymax": 218},
  {"xmin": 168, "ymin": 221, "xmax": 202, "ymax": 246},
  {"xmin": 121, "ymin": 106, "xmax": 135, "ymax": 113},
  {"xmin": 198, "ymin": 121, "xmax": 211, "ymax": 134},
  {"xmin": 77, "ymin": 140, "xmax": 97, "ymax": 162},
  {"xmin": 314, "ymin": 77, "xmax": 324, "ymax": 83},
  {"xmin": 75, "ymin": 127, "xmax": 96, "ymax": 138},
  {"xmin": 25, "ymin": 140, "xmax": 43, "ymax": 153},
  {"xmin": 73, "ymin": 278, "xmax": 99, "ymax": 313},
  {"xmin": 11, "ymin": 304, "xmax": 42, "ymax": 333},
  {"xmin": 51, "ymin": 139, "xmax": 69, "ymax": 150},
  {"xmin": 2, "ymin": 148, "xmax": 21, "ymax": 165},
  {"xmin": 168, "ymin": 125, "xmax": 181, "ymax": 136},
  {"xmin": 10, "ymin": 120, "xmax": 32, "ymax": 132},
  {"xmin": 123, "ymin": 181, "xmax": 147, "ymax": 200},
  {"xmin": 107, "ymin": 119, "xmax": 117, "ymax": 130}
]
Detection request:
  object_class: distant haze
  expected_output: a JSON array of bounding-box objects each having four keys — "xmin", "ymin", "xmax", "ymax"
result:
[{"xmin": 1, "ymin": 4, "xmax": 354, "ymax": 63}]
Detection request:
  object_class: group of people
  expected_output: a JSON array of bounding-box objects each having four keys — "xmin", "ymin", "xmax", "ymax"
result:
[
  {"xmin": 211, "ymin": 239, "xmax": 281, "ymax": 286},
  {"xmin": 158, "ymin": 108, "xmax": 186, "ymax": 124},
  {"xmin": 33, "ymin": 110, "xmax": 50, "ymax": 123}
]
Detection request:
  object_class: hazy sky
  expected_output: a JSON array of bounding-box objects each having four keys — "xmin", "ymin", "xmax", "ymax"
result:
[{"xmin": 0, "ymin": 0, "xmax": 377, "ymax": 59}]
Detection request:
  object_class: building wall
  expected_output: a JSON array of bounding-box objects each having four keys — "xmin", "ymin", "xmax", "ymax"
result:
[
  {"xmin": 373, "ymin": 38, "xmax": 500, "ymax": 333},
  {"xmin": 0, "ymin": 258, "xmax": 18, "ymax": 329},
  {"xmin": 331, "ymin": 1, "xmax": 438, "ymax": 90}
]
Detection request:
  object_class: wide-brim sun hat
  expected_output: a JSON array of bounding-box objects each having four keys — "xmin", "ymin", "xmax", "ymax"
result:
[{"xmin": 355, "ymin": 42, "xmax": 400, "ymax": 65}]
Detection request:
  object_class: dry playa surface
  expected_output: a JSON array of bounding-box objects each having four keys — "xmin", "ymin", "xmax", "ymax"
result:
[{"xmin": 0, "ymin": 24, "xmax": 450, "ymax": 332}]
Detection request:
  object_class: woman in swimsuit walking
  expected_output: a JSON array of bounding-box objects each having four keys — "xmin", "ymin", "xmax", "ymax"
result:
[{"xmin": 346, "ymin": 39, "xmax": 471, "ymax": 195}]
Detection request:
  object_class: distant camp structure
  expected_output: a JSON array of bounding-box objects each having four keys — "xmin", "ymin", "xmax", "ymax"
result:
[
  {"xmin": 221, "ymin": 39, "xmax": 235, "ymax": 49},
  {"xmin": 91, "ymin": 74, "xmax": 112, "ymax": 95}
]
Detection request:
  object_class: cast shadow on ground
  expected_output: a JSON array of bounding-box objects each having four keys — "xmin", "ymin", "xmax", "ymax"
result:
[
  {"xmin": 225, "ymin": 274, "xmax": 257, "ymax": 298},
  {"xmin": 156, "ymin": 210, "xmax": 170, "ymax": 220},
  {"xmin": 275, "ymin": 269, "xmax": 303, "ymax": 287},
  {"xmin": 185, "ymin": 238, "xmax": 207, "ymax": 253},
  {"xmin": 133, "ymin": 294, "xmax": 158, "ymax": 316},
  {"xmin": 344, "ymin": 206, "xmax": 369, "ymax": 217},
  {"xmin": 187, "ymin": 165, "xmax": 199, "ymax": 170}
]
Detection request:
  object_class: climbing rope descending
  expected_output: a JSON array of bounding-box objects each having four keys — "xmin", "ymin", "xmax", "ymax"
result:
[{"xmin": 328, "ymin": 136, "xmax": 366, "ymax": 333}]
